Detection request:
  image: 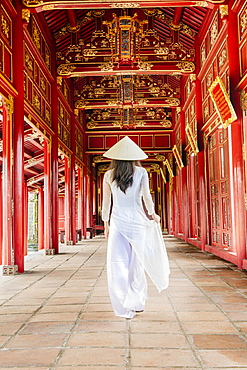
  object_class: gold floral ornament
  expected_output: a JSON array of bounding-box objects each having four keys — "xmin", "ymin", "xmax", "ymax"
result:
[
  {"xmin": 45, "ymin": 109, "xmax": 50, "ymax": 122},
  {"xmin": 136, "ymin": 120, "xmax": 146, "ymax": 127},
  {"xmin": 161, "ymin": 119, "xmax": 172, "ymax": 128},
  {"xmin": 40, "ymin": 77, "xmax": 46, "ymax": 91},
  {"xmin": 136, "ymin": 98, "xmax": 148, "ymax": 105},
  {"xmin": 22, "ymin": 0, "xmax": 43, "ymax": 6},
  {"xmin": 219, "ymin": 49, "xmax": 227, "ymax": 67},
  {"xmin": 87, "ymin": 120, "xmax": 98, "ymax": 129},
  {"xmin": 93, "ymin": 155, "xmax": 104, "ymax": 163},
  {"xmin": 33, "ymin": 24, "xmax": 41, "ymax": 50},
  {"xmin": 240, "ymin": 8, "xmax": 247, "ymax": 34},
  {"xmin": 155, "ymin": 155, "xmax": 166, "ymax": 161},
  {"xmin": 110, "ymin": 3, "xmax": 140, "ymax": 8},
  {"xmin": 219, "ymin": 5, "xmax": 228, "ymax": 19},
  {"xmin": 22, "ymin": 9, "xmax": 30, "ymax": 27},
  {"xmin": 25, "ymin": 54, "xmax": 33, "ymax": 71},
  {"xmin": 164, "ymin": 98, "xmax": 180, "ymax": 106},
  {"xmin": 100, "ymin": 62, "xmax": 114, "ymax": 72},
  {"xmin": 57, "ymin": 64, "xmax": 76, "ymax": 76},
  {"xmin": 33, "ymin": 95, "xmax": 41, "ymax": 111},
  {"xmin": 75, "ymin": 98, "xmax": 88, "ymax": 109},
  {"xmin": 240, "ymin": 90, "xmax": 247, "ymax": 112},
  {"xmin": 138, "ymin": 61, "xmax": 153, "ymax": 71},
  {"xmin": 176, "ymin": 61, "xmax": 195, "ymax": 73},
  {"xmin": 1, "ymin": 15, "xmax": 9, "ymax": 39}
]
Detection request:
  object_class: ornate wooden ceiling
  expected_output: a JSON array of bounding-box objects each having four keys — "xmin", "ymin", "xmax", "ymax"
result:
[{"xmin": 22, "ymin": 0, "xmax": 223, "ymax": 148}]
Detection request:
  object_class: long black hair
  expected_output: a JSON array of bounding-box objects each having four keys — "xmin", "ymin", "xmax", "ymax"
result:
[{"xmin": 110, "ymin": 160, "xmax": 140, "ymax": 193}]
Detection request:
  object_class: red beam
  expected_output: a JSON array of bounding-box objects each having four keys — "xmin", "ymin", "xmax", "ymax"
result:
[
  {"xmin": 173, "ymin": 7, "xmax": 183, "ymax": 27},
  {"xmin": 29, "ymin": 1, "xmax": 215, "ymax": 13},
  {"xmin": 67, "ymin": 10, "xmax": 77, "ymax": 30}
]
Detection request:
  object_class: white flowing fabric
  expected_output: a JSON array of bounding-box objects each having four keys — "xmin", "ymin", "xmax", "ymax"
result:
[{"xmin": 102, "ymin": 166, "xmax": 170, "ymax": 318}]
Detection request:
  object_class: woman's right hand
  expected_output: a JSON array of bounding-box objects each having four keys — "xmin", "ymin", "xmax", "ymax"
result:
[{"xmin": 152, "ymin": 213, "xmax": 160, "ymax": 223}]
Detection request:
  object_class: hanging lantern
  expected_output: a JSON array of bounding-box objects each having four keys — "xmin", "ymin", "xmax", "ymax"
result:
[{"xmin": 103, "ymin": 13, "xmax": 147, "ymax": 66}]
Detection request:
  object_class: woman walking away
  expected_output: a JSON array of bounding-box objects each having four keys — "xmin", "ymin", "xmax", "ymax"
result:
[{"xmin": 102, "ymin": 136, "xmax": 170, "ymax": 319}]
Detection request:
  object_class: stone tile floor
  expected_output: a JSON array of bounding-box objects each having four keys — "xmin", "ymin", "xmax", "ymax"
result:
[{"xmin": 0, "ymin": 235, "xmax": 247, "ymax": 369}]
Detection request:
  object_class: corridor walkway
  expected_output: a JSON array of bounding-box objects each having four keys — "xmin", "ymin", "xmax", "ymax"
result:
[{"xmin": 1, "ymin": 236, "xmax": 247, "ymax": 369}]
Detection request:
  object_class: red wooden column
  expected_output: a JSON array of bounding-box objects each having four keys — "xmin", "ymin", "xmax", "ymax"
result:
[
  {"xmin": 70, "ymin": 116, "xmax": 77, "ymax": 245},
  {"xmin": 83, "ymin": 171, "xmax": 87, "ymax": 238},
  {"xmin": 77, "ymin": 167, "xmax": 83, "ymax": 237},
  {"xmin": 51, "ymin": 59, "xmax": 59, "ymax": 254},
  {"xmin": 51, "ymin": 133, "xmax": 59, "ymax": 253},
  {"xmin": 89, "ymin": 171, "xmax": 94, "ymax": 228},
  {"xmin": 12, "ymin": 0, "xmax": 25, "ymax": 273},
  {"xmin": 1, "ymin": 97, "xmax": 16, "ymax": 274},
  {"xmin": 227, "ymin": 4, "xmax": 246, "ymax": 268},
  {"xmin": 44, "ymin": 139, "xmax": 53, "ymax": 254},
  {"xmin": 180, "ymin": 103, "xmax": 189, "ymax": 242},
  {"xmin": 195, "ymin": 36, "xmax": 207, "ymax": 251},
  {"xmin": 65, "ymin": 156, "xmax": 73, "ymax": 244},
  {"xmin": 23, "ymin": 183, "xmax": 28, "ymax": 256},
  {"xmin": 38, "ymin": 188, "xmax": 44, "ymax": 250},
  {"xmin": 82, "ymin": 125, "xmax": 87, "ymax": 239}
]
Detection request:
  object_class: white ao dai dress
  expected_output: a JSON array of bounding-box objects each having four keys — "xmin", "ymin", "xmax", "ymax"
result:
[{"xmin": 102, "ymin": 166, "xmax": 170, "ymax": 318}]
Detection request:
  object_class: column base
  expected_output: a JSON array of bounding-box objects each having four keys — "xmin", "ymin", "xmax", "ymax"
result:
[
  {"xmin": 66, "ymin": 240, "xmax": 74, "ymax": 245},
  {"xmin": 45, "ymin": 248, "xmax": 55, "ymax": 255},
  {"xmin": 2, "ymin": 265, "xmax": 18, "ymax": 275}
]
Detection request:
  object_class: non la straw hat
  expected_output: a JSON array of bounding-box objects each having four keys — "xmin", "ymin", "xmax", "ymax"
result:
[{"xmin": 103, "ymin": 136, "xmax": 148, "ymax": 160}]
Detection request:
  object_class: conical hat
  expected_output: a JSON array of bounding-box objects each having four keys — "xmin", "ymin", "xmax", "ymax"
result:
[{"xmin": 103, "ymin": 136, "xmax": 148, "ymax": 160}]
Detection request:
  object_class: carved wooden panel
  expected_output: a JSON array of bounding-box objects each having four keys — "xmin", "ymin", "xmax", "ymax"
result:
[
  {"xmin": 28, "ymin": 16, "xmax": 51, "ymax": 72},
  {"xmin": 0, "ymin": 5, "xmax": 12, "ymax": 80},
  {"xmin": 75, "ymin": 125, "xmax": 83, "ymax": 163},
  {"xmin": 208, "ymin": 128, "xmax": 232, "ymax": 249},
  {"xmin": 200, "ymin": 11, "xmax": 220, "ymax": 69},
  {"xmin": 58, "ymin": 99, "xmax": 71, "ymax": 149}
]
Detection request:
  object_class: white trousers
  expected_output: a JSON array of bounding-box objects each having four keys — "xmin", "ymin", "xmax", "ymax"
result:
[{"xmin": 107, "ymin": 228, "xmax": 148, "ymax": 319}]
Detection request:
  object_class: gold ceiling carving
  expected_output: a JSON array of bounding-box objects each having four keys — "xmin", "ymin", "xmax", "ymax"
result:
[
  {"xmin": 56, "ymin": 12, "xmax": 195, "ymax": 77},
  {"xmin": 85, "ymin": 106, "xmax": 173, "ymax": 130},
  {"xmin": 110, "ymin": 3, "xmax": 140, "ymax": 7},
  {"xmin": 23, "ymin": 0, "xmax": 43, "ymax": 5},
  {"xmin": 74, "ymin": 75, "xmax": 180, "ymax": 109}
]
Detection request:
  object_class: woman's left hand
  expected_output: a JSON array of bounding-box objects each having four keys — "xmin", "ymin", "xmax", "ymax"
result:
[
  {"xmin": 152, "ymin": 213, "xmax": 160, "ymax": 223},
  {"xmin": 104, "ymin": 221, "xmax": 109, "ymax": 238}
]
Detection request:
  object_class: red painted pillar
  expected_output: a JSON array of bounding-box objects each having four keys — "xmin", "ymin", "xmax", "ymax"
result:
[
  {"xmin": 77, "ymin": 167, "xmax": 83, "ymax": 233},
  {"xmin": 65, "ymin": 156, "xmax": 72, "ymax": 244},
  {"xmin": 44, "ymin": 139, "xmax": 52, "ymax": 252},
  {"xmin": 23, "ymin": 183, "xmax": 28, "ymax": 256},
  {"xmin": 89, "ymin": 171, "xmax": 94, "ymax": 228},
  {"xmin": 195, "ymin": 37, "xmax": 207, "ymax": 250},
  {"xmin": 70, "ymin": 117, "xmax": 77, "ymax": 245},
  {"xmin": 12, "ymin": 0, "xmax": 25, "ymax": 273},
  {"xmin": 180, "ymin": 107, "xmax": 188, "ymax": 241},
  {"xmin": 83, "ymin": 171, "xmax": 87, "ymax": 238},
  {"xmin": 51, "ymin": 55, "xmax": 59, "ymax": 254},
  {"xmin": 38, "ymin": 188, "xmax": 44, "ymax": 250},
  {"xmin": 227, "ymin": 6, "xmax": 246, "ymax": 268},
  {"xmin": 51, "ymin": 133, "xmax": 59, "ymax": 253},
  {"xmin": 1, "ymin": 97, "xmax": 15, "ymax": 273}
]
